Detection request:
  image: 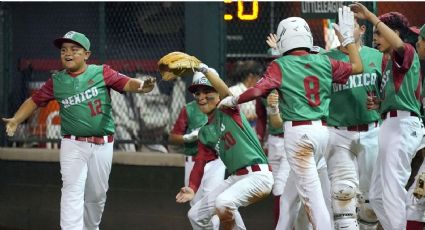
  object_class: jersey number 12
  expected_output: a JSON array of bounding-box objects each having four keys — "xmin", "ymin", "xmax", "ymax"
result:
[{"xmin": 88, "ymin": 99, "xmax": 102, "ymax": 116}]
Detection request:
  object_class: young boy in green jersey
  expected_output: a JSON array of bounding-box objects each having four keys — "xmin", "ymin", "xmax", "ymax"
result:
[
  {"xmin": 323, "ymin": 17, "xmax": 383, "ymax": 230},
  {"xmin": 175, "ymin": 65, "xmax": 273, "ymax": 230},
  {"xmin": 170, "ymin": 71, "xmax": 226, "ymax": 229},
  {"xmin": 2, "ymin": 31, "xmax": 156, "ymax": 229},
  {"xmin": 350, "ymin": 3, "xmax": 424, "ymax": 230}
]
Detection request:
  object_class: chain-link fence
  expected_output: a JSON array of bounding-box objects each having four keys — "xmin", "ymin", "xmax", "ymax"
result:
[
  {"xmin": 2, "ymin": 1, "xmax": 425, "ymax": 151},
  {"xmin": 1, "ymin": 2, "xmax": 185, "ymax": 151}
]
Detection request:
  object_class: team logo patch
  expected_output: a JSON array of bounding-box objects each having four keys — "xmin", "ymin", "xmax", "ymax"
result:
[
  {"xmin": 64, "ymin": 31, "xmax": 76, "ymax": 39},
  {"xmin": 368, "ymin": 62, "xmax": 376, "ymax": 67},
  {"xmin": 411, "ymin": 131, "xmax": 417, "ymax": 137},
  {"xmin": 88, "ymin": 79, "xmax": 94, "ymax": 86}
]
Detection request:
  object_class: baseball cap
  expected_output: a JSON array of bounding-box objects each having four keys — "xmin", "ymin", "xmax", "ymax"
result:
[
  {"xmin": 53, "ymin": 31, "xmax": 90, "ymax": 51},
  {"xmin": 188, "ymin": 71, "xmax": 217, "ymax": 93}
]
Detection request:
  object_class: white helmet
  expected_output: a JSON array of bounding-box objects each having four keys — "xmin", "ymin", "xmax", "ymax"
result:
[{"xmin": 276, "ymin": 17, "xmax": 313, "ymax": 54}]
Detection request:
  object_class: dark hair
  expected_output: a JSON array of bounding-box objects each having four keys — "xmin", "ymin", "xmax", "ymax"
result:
[
  {"xmin": 378, "ymin": 12, "xmax": 410, "ymax": 41},
  {"xmin": 230, "ymin": 60, "xmax": 263, "ymax": 84}
]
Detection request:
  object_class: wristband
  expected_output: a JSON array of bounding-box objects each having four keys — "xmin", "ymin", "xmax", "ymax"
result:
[
  {"xmin": 374, "ymin": 20, "xmax": 382, "ymax": 28},
  {"xmin": 267, "ymin": 106, "xmax": 279, "ymax": 115}
]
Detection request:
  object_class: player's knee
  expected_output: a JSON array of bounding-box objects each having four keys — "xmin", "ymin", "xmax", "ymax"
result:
[
  {"xmin": 332, "ymin": 181, "xmax": 357, "ymax": 201},
  {"xmin": 331, "ymin": 181, "xmax": 358, "ymax": 229},
  {"xmin": 215, "ymin": 206, "xmax": 235, "ymax": 226},
  {"xmin": 85, "ymin": 190, "xmax": 107, "ymax": 203},
  {"xmin": 215, "ymin": 197, "xmax": 236, "ymax": 223},
  {"xmin": 187, "ymin": 207, "xmax": 196, "ymax": 222}
]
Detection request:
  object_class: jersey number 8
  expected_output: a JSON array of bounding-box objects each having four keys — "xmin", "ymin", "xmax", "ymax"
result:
[{"xmin": 304, "ymin": 76, "xmax": 320, "ymax": 107}]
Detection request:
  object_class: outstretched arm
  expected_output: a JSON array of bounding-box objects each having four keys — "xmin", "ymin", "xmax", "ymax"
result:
[
  {"xmin": 2, "ymin": 98, "xmax": 38, "ymax": 136},
  {"xmin": 350, "ymin": 2, "xmax": 405, "ymax": 55}
]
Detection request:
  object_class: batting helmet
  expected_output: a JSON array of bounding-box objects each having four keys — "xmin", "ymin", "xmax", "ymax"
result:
[{"xmin": 276, "ymin": 17, "xmax": 313, "ymax": 55}]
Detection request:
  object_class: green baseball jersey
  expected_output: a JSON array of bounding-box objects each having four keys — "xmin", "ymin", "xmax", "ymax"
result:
[
  {"xmin": 53, "ymin": 65, "xmax": 115, "ymax": 136},
  {"xmin": 380, "ymin": 44, "xmax": 422, "ymax": 116},
  {"xmin": 198, "ymin": 108, "xmax": 268, "ymax": 174},
  {"xmin": 260, "ymin": 96, "xmax": 284, "ymax": 135},
  {"xmin": 274, "ymin": 54, "xmax": 333, "ymax": 121},
  {"xmin": 324, "ymin": 46, "xmax": 382, "ymax": 126},
  {"xmin": 184, "ymin": 101, "xmax": 208, "ymax": 156}
]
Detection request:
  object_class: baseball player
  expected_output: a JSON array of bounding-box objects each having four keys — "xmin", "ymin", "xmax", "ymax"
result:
[
  {"xmin": 350, "ymin": 3, "xmax": 424, "ymax": 230},
  {"xmin": 323, "ymin": 17, "xmax": 383, "ymax": 230},
  {"xmin": 175, "ymin": 65, "xmax": 273, "ymax": 230},
  {"xmin": 170, "ymin": 71, "xmax": 214, "ymax": 187},
  {"xmin": 218, "ymin": 8, "xmax": 363, "ymax": 229},
  {"xmin": 2, "ymin": 31, "xmax": 156, "ymax": 230},
  {"xmin": 263, "ymin": 34, "xmax": 332, "ymax": 230},
  {"xmin": 405, "ymin": 24, "xmax": 425, "ymax": 229},
  {"xmin": 170, "ymin": 71, "xmax": 226, "ymax": 229}
]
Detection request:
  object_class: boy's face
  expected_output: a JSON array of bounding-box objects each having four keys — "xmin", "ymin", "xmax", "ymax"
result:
[
  {"xmin": 416, "ymin": 36, "xmax": 425, "ymax": 60},
  {"xmin": 373, "ymin": 27, "xmax": 391, "ymax": 53},
  {"xmin": 60, "ymin": 42, "xmax": 91, "ymax": 73},
  {"xmin": 194, "ymin": 86, "xmax": 220, "ymax": 115}
]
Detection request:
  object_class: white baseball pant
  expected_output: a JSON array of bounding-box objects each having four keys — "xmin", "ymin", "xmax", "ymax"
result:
[
  {"xmin": 276, "ymin": 153, "xmax": 331, "ymax": 230},
  {"xmin": 60, "ymin": 138, "xmax": 113, "ymax": 230},
  {"xmin": 188, "ymin": 165, "xmax": 273, "ymax": 230},
  {"xmin": 281, "ymin": 120, "xmax": 332, "ymax": 230},
  {"xmin": 369, "ymin": 111, "xmax": 423, "ymax": 230},
  {"xmin": 327, "ymin": 123, "xmax": 379, "ymax": 230},
  {"xmin": 267, "ymin": 134, "xmax": 290, "ymax": 196},
  {"xmin": 190, "ymin": 158, "xmax": 226, "ymax": 230}
]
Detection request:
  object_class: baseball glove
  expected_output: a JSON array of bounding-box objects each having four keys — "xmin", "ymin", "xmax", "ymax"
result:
[
  {"xmin": 413, "ymin": 172, "xmax": 425, "ymax": 199},
  {"xmin": 157, "ymin": 52, "xmax": 202, "ymax": 81}
]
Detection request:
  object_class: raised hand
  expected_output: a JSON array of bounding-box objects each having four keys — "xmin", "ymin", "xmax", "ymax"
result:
[
  {"xmin": 349, "ymin": 2, "xmax": 372, "ymax": 20},
  {"xmin": 267, "ymin": 91, "xmax": 279, "ymax": 108},
  {"xmin": 337, "ymin": 6, "xmax": 355, "ymax": 47},
  {"xmin": 266, "ymin": 33, "xmax": 279, "ymax": 49}
]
